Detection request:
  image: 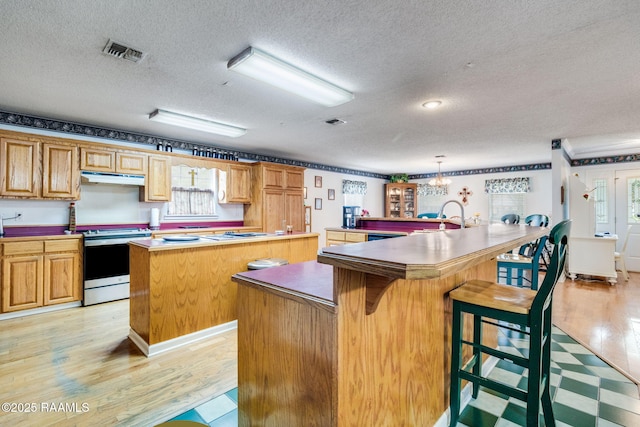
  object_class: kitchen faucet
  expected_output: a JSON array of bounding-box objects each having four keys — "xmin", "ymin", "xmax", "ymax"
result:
[{"xmin": 437, "ymin": 200, "xmax": 465, "ymax": 228}]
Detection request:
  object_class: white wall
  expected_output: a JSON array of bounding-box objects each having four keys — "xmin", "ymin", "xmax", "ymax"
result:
[
  {"xmin": 0, "ymin": 183, "xmax": 243, "ymax": 228},
  {"xmin": 413, "ymin": 169, "xmax": 553, "ymax": 224},
  {"xmin": 303, "ymin": 169, "xmax": 386, "ymax": 248}
]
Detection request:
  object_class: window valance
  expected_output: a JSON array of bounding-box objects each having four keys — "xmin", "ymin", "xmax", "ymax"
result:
[
  {"xmin": 484, "ymin": 177, "xmax": 530, "ymax": 194},
  {"xmin": 342, "ymin": 180, "xmax": 367, "ymax": 195},
  {"xmin": 417, "ymin": 183, "xmax": 448, "ymax": 196}
]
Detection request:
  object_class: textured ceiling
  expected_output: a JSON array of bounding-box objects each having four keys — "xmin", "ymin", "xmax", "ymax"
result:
[{"xmin": 1, "ymin": 0, "xmax": 639, "ymax": 175}]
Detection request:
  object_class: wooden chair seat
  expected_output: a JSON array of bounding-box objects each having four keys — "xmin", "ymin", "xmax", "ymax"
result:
[
  {"xmin": 449, "ymin": 280, "xmax": 537, "ymax": 315},
  {"xmin": 496, "ymin": 253, "xmax": 534, "ymax": 264}
]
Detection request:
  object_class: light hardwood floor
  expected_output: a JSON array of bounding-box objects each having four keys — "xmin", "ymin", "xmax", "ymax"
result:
[
  {"xmin": 554, "ymin": 271, "xmax": 640, "ymax": 385},
  {"xmin": 0, "ymin": 272, "xmax": 637, "ymax": 426},
  {"xmin": 0, "ymin": 301, "xmax": 237, "ymax": 427}
]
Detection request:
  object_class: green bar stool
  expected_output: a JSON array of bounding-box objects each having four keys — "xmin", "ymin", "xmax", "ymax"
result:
[
  {"xmin": 449, "ymin": 219, "xmax": 571, "ymax": 427},
  {"xmin": 496, "ymin": 235, "xmax": 548, "ymax": 290}
]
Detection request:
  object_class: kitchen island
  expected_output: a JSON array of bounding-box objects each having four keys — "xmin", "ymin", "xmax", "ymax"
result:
[
  {"xmin": 128, "ymin": 232, "xmax": 319, "ymax": 356},
  {"xmin": 232, "ymin": 224, "xmax": 547, "ymax": 426}
]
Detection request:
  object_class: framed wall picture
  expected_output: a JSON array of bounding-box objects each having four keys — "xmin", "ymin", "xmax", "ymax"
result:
[
  {"xmin": 328, "ymin": 189, "xmax": 335, "ymax": 200},
  {"xmin": 315, "ymin": 176, "xmax": 322, "ymax": 188},
  {"xmin": 315, "ymin": 198, "xmax": 322, "ymax": 210}
]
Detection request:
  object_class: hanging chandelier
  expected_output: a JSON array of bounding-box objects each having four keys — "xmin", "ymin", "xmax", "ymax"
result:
[{"xmin": 428, "ymin": 160, "xmax": 452, "ymax": 187}]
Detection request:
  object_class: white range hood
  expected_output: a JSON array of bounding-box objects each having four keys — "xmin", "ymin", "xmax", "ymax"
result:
[{"xmin": 80, "ymin": 171, "xmax": 145, "ymax": 186}]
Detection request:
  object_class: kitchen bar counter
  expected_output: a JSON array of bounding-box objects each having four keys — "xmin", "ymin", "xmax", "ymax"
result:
[
  {"xmin": 128, "ymin": 232, "xmax": 319, "ymax": 356},
  {"xmin": 356, "ymin": 216, "xmax": 471, "ymax": 232},
  {"xmin": 232, "ymin": 224, "xmax": 547, "ymax": 426},
  {"xmin": 131, "ymin": 231, "xmax": 316, "ymax": 252}
]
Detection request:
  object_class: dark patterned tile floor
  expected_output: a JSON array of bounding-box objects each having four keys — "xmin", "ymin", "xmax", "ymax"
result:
[{"xmin": 164, "ymin": 327, "xmax": 640, "ymax": 426}]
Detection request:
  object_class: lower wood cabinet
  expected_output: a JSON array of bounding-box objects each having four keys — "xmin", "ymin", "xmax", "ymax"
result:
[
  {"xmin": 1, "ymin": 237, "xmax": 82, "ymax": 313},
  {"xmin": 326, "ymin": 230, "xmax": 367, "ymax": 246}
]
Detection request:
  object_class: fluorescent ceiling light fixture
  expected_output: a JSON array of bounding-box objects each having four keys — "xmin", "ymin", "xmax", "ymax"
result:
[
  {"xmin": 149, "ymin": 109, "xmax": 246, "ymax": 138},
  {"xmin": 227, "ymin": 47, "xmax": 354, "ymax": 107}
]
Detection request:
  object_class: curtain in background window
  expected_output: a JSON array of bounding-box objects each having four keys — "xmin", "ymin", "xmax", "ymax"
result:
[
  {"xmin": 417, "ymin": 183, "xmax": 448, "ymax": 197},
  {"xmin": 484, "ymin": 177, "xmax": 530, "ymax": 194},
  {"xmin": 485, "ymin": 177, "xmax": 529, "ymax": 223},
  {"xmin": 169, "ymin": 188, "xmax": 216, "ymax": 215},
  {"xmin": 342, "ymin": 180, "xmax": 367, "ymax": 195}
]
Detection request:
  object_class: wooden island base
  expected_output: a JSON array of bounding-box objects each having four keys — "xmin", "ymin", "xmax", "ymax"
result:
[
  {"xmin": 128, "ymin": 233, "xmax": 318, "ymax": 356},
  {"xmin": 233, "ymin": 224, "xmax": 546, "ymax": 426}
]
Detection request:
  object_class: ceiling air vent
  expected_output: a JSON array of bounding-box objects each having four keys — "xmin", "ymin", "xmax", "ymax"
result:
[{"xmin": 102, "ymin": 39, "xmax": 146, "ymax": 63}]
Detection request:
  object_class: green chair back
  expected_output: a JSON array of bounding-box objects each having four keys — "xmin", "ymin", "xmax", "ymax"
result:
[
  {"xmin": 531, "ymin": 220, "xmax": 571, "ymax": 313},
  {"xmin": 501, "ymin": 214, "xmax": 520, "ymax": 224},
  {"xmin": 525, "ymin": 214, "xmax": 549, "ymax": 227}
]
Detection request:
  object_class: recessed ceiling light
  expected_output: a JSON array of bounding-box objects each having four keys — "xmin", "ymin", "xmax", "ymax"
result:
[{"xmin": 422, "ymin": 100, "xmax": 442, "ymax": 109}]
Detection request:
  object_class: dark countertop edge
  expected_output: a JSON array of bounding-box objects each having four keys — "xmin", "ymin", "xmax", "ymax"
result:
[
  {"xmin": 232, "ymin": 261, "xmax": 336, "ymax": 311},
  {"xmin": 130, "ymin": 232, "xmax": 320, "ymax": 251}
]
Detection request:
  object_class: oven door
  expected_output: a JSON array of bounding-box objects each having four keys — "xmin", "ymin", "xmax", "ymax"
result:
[{"xmin": 83, "ymin": 241, "xmax": 131, "ymax": 305}]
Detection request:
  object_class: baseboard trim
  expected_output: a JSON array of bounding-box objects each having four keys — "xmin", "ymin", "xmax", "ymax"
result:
[
  {"xmin": 0, "ymin": 301, "xmax": 82, "ymax": 321},
  {"xmin": 128, "ymin": 320, "xmax": 238, "ymax": 357}
]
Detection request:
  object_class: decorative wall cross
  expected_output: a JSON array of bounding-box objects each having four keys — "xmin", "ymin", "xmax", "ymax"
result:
[
  {"xmin": 188, "ymin": 169, "xmax": 198, "ymax": 186},
  {"xmin": 458, "ymin": 186, "xmax": 473, "ymax": 205}
]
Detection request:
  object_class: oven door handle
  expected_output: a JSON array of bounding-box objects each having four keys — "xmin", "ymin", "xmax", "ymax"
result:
[{"xmin": 84, "ymin": 237, "xmax": 148, "ymax": 246}]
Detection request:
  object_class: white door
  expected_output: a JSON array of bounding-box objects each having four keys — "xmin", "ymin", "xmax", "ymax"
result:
[{"xmin": 614, "ymin": 169, "xmax": 640, "ymax": 272}]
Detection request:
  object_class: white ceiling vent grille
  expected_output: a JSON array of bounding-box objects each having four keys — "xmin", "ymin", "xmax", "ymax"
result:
[{"xmin": 102, "ymin": 39, "xmax": 146, "ymax": 63}]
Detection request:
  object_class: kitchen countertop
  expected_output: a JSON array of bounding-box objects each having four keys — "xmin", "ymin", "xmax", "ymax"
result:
[
  {"xmin": 0, "ymin": 232, "xmax": 82, "ymax": 242},
  {"xmin": 131, "ymin": 232, "xmax": 320, "ymax": 252},
  {"xmin": 319, "ymin": 223, "xmax": 546, "ymax": 280},
  {"xmin": 151, "ymin": 225, "xmax": 261, "ymax": 236},
  {"xmin": 233, "ymin": 261, "xmax": 335, "ymax": 305}
]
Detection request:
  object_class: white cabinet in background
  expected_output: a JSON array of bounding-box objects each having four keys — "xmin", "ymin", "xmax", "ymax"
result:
[{"xmin": 567, "ymin": 236, "xmax": 618, "ymax": 284}]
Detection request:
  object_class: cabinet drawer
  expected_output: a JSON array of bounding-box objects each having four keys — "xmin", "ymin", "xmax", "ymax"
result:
[
  {"xmin": 3, "ymin": 241, "xmax": 44, "ymax": 255},
  {"xmin": 345, "ymin": 232, "xmax": 366, "ymax": 243},
  {"xmin": 326, "ymin": 240, "xmax": 346, "ymax": 246},
  {"xmin": 45, "ymin": 239, "xmax": 80, "ymax": 253},
  {"xmin": 326, "ymin": 231, "xmax": 345, "ymax": 241}
]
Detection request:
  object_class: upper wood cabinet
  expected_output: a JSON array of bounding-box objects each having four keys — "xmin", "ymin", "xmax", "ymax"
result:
[
  {"xmin": 244, "ymin": 163, "xmax": 306, "ymax": 232},
  {"xmin": 116, "ymin": 152, "xmax": 147, "ymax": 175},
  {"xmin": 263, "ymin": 165, "xmax": 304, "ymax": 190},
  {"xmin": 0, "ymin": 138, "xmax": 78, "ymax": 199},
  {"xmin": 142, "ymin": 155, "xmax": 171, "ymax": 202},
  {"xmin": 80, "ymin": 147, "xmax": 115, "ymax": 172},
  {"xmin": 0, "ymin": 138, "xmax": 41, "ymax": 197},
  {"xmin": 42, "ymin": 143, "xmax": 79, "ymax": 199},
  {"xmin": 219, "ymin": 163, "xmax": 252, "ymax": 204},
  {"xmin": 81, "ymin": 148, "xmax": 147, "ymax": 175}
]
